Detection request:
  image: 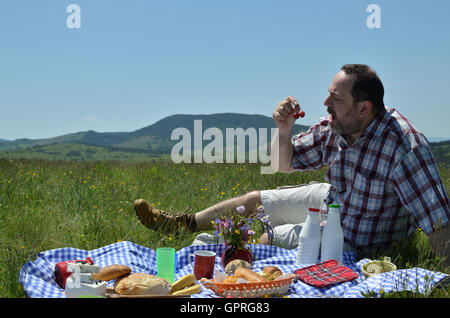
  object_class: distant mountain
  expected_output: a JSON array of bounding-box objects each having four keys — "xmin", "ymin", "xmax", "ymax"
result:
[
  {"xmin": 1, "ymin": 113, "xmax": 448, "ymax": 165},
  {"xmin": 0, "ymin": 113, "xmax": 310, "ymax": 161},
  {"xmin": 0, "ymin": 139, "xmax": 9, "ymax": 143}
]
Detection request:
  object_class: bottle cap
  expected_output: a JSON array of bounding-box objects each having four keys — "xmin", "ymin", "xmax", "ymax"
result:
[
  {"xmin": 328, "ymin": 204, "xmax": 340, "ymax": 208},
  {"xmin": 308, "ymin": 208, "xmax": 320, "ymax": 212}
]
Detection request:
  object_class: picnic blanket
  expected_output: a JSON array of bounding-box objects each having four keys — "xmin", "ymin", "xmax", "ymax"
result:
[{"xmin": 19, "ymin": 240, "xmax": 449, "ymax": 298}]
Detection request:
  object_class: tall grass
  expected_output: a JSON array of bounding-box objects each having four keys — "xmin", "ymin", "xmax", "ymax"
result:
[{"xmin": 0, "ymin": 159, "xmax": 448, "ymax": 297}]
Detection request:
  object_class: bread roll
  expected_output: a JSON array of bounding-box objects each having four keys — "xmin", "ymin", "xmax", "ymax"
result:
[
  {"xmin": 261, "ymin": 266, "xmax": 283, "ymax": 281},
  {"xmin": 114, "ymin": 273, "xmax": 172, "ymax": 295},
  {"xmin": 92, "ymin": 265, "xmax": 132, "ymax": 281},
  {"xmin": 224, "ymin": 260, "xmax": 252, "ymax": 276},
  {"xmin": 234, "ymin": 267, "xmax": 269, "ymax": 283}
]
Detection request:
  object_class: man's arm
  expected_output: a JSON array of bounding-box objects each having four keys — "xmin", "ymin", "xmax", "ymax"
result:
[
  {"xmin": 391, "ymin": 145, "xmax": 450, "ymax": 268},
  {"xmin": 428, "ymin": 224, "xmax": 450, "ymax": 268},
  {"xmin": 270, "ymin": 96, "xmax": 300, "ymax": 173},
  {"xmin": 270, "ymin": 127, "xmax": 296, "ymax": 173}
]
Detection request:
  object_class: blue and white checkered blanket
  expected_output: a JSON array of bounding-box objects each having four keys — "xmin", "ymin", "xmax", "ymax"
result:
[{"xmin": 19, "ymin": 241, "xmax": 448, "ymax": 298}]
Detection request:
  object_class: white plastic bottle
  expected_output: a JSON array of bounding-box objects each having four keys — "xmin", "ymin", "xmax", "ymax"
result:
[
  {"xmin": 296, "ymin": 208, "xmax": 321, "ymax": 265},
  {"xmin": 320, "ymin": 204, "xmax": 344, "ymax": 263}
]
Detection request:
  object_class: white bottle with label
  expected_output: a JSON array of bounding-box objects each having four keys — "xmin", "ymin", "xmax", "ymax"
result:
[
  {"xmin": 296, "ymin": 208, "xmax": 321, "ymax": 265},
  {"xmin": 320, "ymin": 204, "xmax": 344, "ymax": 263}
]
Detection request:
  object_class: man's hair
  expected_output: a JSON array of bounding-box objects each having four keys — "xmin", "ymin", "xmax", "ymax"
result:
[{"xmin": 340, "ymin": 64, "xmax": 385, "ymax": 115}]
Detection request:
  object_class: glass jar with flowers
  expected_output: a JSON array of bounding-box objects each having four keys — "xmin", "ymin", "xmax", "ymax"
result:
[{"xmin": 212, "ymin": 204, "xmax": 273, "ymax": 268}]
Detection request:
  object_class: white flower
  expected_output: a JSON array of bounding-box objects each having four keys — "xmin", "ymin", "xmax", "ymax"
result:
[{"xmin": 236, "ymin": 205, "xmax": 246, "ymax": 214}]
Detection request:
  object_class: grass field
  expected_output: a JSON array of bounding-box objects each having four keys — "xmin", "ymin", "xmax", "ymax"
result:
[{"xmin": 0, "ymin": 158, "xmax": 449, "ymax": 298}]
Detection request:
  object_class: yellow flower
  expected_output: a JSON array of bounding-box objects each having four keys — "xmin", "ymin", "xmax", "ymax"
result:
[
  {"xmin": 235, "ymin": 229, "xmax": 240, "ymax": 234},
  {"xmin": 220, "ymin": 192, "xmax": 225, "ymax": 195},
  {"xmin": 168, "ymin": 236, "xmax": 173, "ymax": 241},
  {"xmin": 117, "ymin": 239, "xmax": 122, "ymax": 243}
]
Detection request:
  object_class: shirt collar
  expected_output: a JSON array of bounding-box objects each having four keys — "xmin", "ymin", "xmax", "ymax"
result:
[{"xmin": 359, "ymin": 107, "xmax": 390, "ymax": 141}]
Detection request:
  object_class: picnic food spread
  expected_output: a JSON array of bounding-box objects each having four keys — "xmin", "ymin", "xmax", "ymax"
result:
[
  {"xmin": 54, "ymin": 257, "xmax": 204, "ymax": 297},
  {"xmin": 52, "ymin": 247, "xmax": 360, "ymax": 298}
]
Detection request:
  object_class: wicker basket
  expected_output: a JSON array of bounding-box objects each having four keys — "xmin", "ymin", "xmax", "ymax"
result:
[{"xmin": 200, "ymin": 275, "xmax": 295, "ymax": 298}]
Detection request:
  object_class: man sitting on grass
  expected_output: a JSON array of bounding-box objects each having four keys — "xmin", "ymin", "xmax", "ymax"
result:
[{"xmin": 134, "ymin": 64, "xmax": 450, "ymax": 266}]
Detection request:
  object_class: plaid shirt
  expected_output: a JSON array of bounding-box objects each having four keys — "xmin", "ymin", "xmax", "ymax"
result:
[{"xmin": 291, "ymin": 107, "xmax": 450, "ymax": 248}]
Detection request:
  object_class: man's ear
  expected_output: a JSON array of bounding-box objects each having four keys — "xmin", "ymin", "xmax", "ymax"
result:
[{"xmin": 359, "ymin": 100, "xmax": 373, "ymax": 118}]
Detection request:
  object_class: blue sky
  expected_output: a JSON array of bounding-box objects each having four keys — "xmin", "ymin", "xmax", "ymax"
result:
[{"xmin": 1, "ymin": 0, "xmax": 449, "ymax": 140}]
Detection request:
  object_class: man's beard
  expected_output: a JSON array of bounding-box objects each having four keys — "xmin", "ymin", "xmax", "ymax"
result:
[{"xmin": 328, "ymin": 106, "xmax": 363, "ymax": 136}]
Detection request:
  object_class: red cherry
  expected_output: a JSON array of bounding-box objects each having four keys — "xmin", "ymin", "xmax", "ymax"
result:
[
  {"xmin": 299, "ymin": 110, "xmax": 305, "ymax": 118},
  {"xmin": 293, "ymin": 113, "xmax": 300, "ymax": 119}
]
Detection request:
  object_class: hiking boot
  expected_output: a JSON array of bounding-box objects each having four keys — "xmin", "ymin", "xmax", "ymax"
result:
[{"xmin": 134, "ymin": 199, "xmax": 194, "ymax": 233}]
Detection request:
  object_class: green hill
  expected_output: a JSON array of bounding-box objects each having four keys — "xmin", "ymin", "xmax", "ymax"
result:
[
  {"xmin": 0, "ymin": 113, "xmax": 310, "ymax": 161},
  {"xmin": 0, "ymin": 113, "xmax": 448, "ymax": 165}
]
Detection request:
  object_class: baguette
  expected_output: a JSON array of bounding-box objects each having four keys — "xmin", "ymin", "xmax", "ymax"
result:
[
  {"xmin": 234, "ymin": 267, "xmax": 269, "ymax": 283},
  {"xmin": 114, "ymin": 273, "xmax": 171, "ymax": 295},
  {"xmin": 92, "ymin": 264, "xmax": 132, "ymax": 281}
]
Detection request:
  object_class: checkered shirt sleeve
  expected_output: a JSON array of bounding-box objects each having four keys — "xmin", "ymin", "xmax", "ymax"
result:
[{"xmin": 391, "ymin": 144, "xmax": 450, "ymax": 234}]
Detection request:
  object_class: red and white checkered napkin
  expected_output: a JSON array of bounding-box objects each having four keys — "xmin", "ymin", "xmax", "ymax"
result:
[{"xmin": 294, "ymin": 259, "xmax": 359, "ymax": 288}]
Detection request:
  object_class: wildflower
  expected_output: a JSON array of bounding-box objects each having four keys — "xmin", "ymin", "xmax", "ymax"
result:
[
  {"xmin": 236, "ymin": 205, "xmax": 246, "ymax": 214},
  {"xmin": 119, "ymin": 208, "xmax": 124, "ymax": 213}
]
